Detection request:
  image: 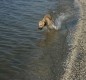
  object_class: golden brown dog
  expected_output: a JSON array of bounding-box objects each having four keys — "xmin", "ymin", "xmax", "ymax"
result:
[
  {"xmin": 38, "ymin": 14, "xmax": 55, "ymax": 30},
  {"xmin": 38, "ymin": 13, "xmax": 69, "ymax": 31}
]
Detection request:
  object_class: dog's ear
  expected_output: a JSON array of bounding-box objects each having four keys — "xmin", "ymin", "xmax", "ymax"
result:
[{"xmin": 44, "ymin": 21, "xmax": 47, "ymax": 26}]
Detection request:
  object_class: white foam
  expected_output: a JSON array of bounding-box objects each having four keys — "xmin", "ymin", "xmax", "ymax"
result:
[{"xmin": 54, "ymin": 13, "xmax": 69, "ymax": 30}]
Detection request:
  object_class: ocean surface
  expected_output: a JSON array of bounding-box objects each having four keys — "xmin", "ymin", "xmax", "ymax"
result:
[{"xmin": 0, "ymin": 0, "xmax": 80, "ymax": 80}]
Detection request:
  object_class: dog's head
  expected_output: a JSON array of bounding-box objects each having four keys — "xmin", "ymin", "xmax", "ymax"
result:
[{"xmin": 38, "ymin": 20, "xmax": 46, "ymax": 30}]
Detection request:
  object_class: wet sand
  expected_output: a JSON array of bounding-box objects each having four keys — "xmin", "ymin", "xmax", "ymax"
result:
[{"xmin": 61, "ymin": 0, "xmax": 86, "ymax": 80}]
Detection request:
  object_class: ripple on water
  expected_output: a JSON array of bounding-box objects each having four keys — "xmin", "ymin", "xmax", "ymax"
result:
[{"xmin": 0, "ymin": 0, "xmax": 80, "ymax": 80}]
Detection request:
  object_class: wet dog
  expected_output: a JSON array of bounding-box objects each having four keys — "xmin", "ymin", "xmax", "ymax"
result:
[
  {"xmin": 38, "ymin": 14, "xmax": 57, "ymax": 30},
  {"xmin": 38, "ymin": 13, "xmax": 69, "ymax": 31}
]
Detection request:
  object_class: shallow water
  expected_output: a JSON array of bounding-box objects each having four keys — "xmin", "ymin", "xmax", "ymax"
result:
[{"xmin": 0, "ymin": 0, "xmax": 79, "ymax": 80}]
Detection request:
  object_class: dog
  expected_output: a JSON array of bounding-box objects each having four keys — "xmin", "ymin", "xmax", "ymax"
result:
[
  {"xmin": 38, "ymin": 13, "xmax": 69, "ymax": 31},
  {"xmin": 38, "ymin": 14, "xmax": 57, "ymax": 31}
]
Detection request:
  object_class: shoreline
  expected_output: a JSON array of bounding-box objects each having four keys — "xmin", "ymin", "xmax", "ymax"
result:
[{"xmin": 61, "ymin": 0, "xmax": 86, "ymax": 80}]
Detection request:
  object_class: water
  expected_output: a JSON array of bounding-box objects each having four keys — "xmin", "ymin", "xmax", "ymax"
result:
[{"xmin": 0, "ymin": 0, "xmax": 79, "ymax": 80}]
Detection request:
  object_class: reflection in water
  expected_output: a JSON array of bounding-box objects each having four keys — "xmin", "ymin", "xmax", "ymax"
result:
[
  {"xmin": 38, "ymin": 30, "xmax": 67, "ymax": 47},
  {"xmin": 29, "ymin": 30, "xmax": 69, "ymax": 80}
]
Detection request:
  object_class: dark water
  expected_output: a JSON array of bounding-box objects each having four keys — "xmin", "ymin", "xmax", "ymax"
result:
[{"xmin": 0, "ymin": 0, "xmax": 79, "ymax": 80}]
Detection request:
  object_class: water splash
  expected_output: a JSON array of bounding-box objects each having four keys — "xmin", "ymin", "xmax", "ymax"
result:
[{"xmin": 53, "ymin": 13, "xmax": 70, "ymax": 30}]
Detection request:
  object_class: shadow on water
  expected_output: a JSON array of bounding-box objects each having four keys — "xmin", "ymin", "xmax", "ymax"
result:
[{"xmin": 29, "ymin": 30, "xmax": 69, "ymax": 80}]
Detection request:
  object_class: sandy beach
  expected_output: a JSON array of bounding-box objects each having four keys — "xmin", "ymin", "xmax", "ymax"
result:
[{"xmin": 61, "ymin": 0, "xmax": 86, "ymax": 80}]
